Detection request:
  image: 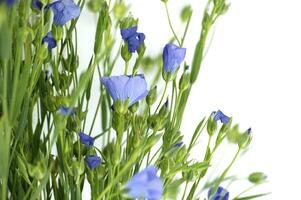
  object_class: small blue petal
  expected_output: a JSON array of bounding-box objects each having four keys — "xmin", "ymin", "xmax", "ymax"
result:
[
  {"xmin": 174, "ymin": 141, "xmax": 184, "ymax": 148},
  {"xmin": 208, "ymin": 186, "xmax": 229, "ymax": 200},
  {"xmin": 42, "ymin": 32, "xmax": 57, "ymax": 50},
  {"xmin": 163, "ymin": 43, "xmax": 186, "ymax": 73},
  {"xmin": 79, "ymin": 132, "xmax": 95, "ymax": 147},
  {"xmin": 85, "ymin": 155, "xmax": 101, "ymax": 169},
  {"xmin": 59, "ymin": 106, "xmax": 75, "ymax": 116},
  {"xmin": 100, "ymin": 75, "xmax": 148, "ymax": 106},
  {"xmin": 121, "ymin": 26, "xmax": 145, "ymax": 53},
  {"xmin": 213, "ymin": 110, "xmax": 230, "ymax": 124},
  {"xmin": 49, "ymin": 0, "xmax": 81, "ymax": 26},
  {"xmin": 126, "ymin": 166, "xmax": 163, "ymax": 200}
]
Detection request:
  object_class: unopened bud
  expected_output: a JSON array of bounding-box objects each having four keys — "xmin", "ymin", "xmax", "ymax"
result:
[{"xmin": 146, "ymin": 86, "xmax": 157, "ymax": 105}]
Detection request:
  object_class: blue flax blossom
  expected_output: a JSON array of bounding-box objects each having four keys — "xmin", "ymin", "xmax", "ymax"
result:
[
  {"xmin": 42, "ymin": 32, "xmax": 57, "ymax": 50},
  {"xmin": 121, "ymin": 26, "xmax": 145, "ymax": 53},
  {"xmin": 59, "ymin": 106, "xmax": 75, "ymax": 116},
  {"xmin": 213, "ymin": 110, "xmax": 230, "ymax": 124},
  {"xmin": 125, "ymin": 166, "xmax": 163, "ymax": 200},
  {"xmin": 79, "ymin": 132, "xmax": 94, "ymax": 147},
  {"xmin": 85, "ymin": 155, "xmax": 101, "ymax": 169},
  {"xmin": 100, "ymin": 74, "xmax": 148, "ymax": 107},
  {"xmin": 48, "ymin": 0, "xmax": 80, "ymax": 26},
  {"xmin": 163, "ymin": 43, "xmax": 186, "ymax": 73},
  {"xmin": 208, "ymin": 186, "xmax": 229, "ymax": 200}
]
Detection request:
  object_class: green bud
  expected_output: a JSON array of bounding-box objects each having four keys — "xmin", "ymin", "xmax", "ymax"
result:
[
  {"xmin": 146, "ymin": 133, "xmax": 162, "ymax": 147},
  {"xmin": 238, "ymin": 132, "xmax": 252, "ymax": 149},
  {"xmin": 181, "ymin": 5, "xmax": 192, "ymax": 22},
  {"xmin": 73, "ymin": 141, "xmax": 87, "ymax": 158},
  {"xmin": 71, "ymin": 159, "xmax": 85, "ymax": 179},
  {"xmin": 121, "ymin": 44, "xmax": 132, "ymax": 61},
  {"xmin": 207, "ymin": 113, "xmax": 218, "ymax": 136},
  {"xmin": 179, "ymin": 70, "xmax": 190, "ymax": 91},
  {"xmin": 146, "ymin": 86, "xmax": 157, "ymax": 106},
  {"xmin": 113, "ymin": 2, "xmax": 127, "ymax": 20},
  {"xmin": 215, "ymin": 117, "xmax": 232, "ymax": 146},
  {"xmin": 28, "ymin": 161, "xmax": 46, "ymax": 180},
  {"xmin": 248, "ymin": 172, "xmax": 267, "ymax": 184},
  {"xmin": 42, "ymin": 95, "xmax": 58, "ymax": 112},
  {"xmin": 87, "ymin": 0, "xmax": 104, "ymax": 13},
  {"xmin": 120, "ymin": 15, "xmax": 138, "ymax": 29},
  {"xmin": 137, "ymin": 43, "xmax": 146, "ymax": 56},
  {"xmin": 133, "ymin": 115, "xmax": 147, "ymax": 134},
  {"xmin": 52, "ymin": 25, "xmax": 64, "ymax": 41},
  {"xmin": 161, "ymin": 0, "xmax": 168, "ymax": 3},
  {"xmin": 227, "ymin": 124, "xmax": 241, "ymax": 144},
  {"xmin": 129, "ymin": 102, "xmax": 139, "ymax": 113},
  {"xmin": 38, "ymin": 45, "xmax": 48, "ymax": 60}
]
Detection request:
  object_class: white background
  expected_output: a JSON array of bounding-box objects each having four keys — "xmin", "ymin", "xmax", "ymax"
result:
[{"xmin": 77, "ymin": 0, "xmax": 301, "ymax": 199}]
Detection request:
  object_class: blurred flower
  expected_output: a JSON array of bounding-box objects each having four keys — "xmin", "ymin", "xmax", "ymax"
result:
[
  {"xmin": 79, "ymin": 132, "xmax": 94, "ymax": 147},
  {"xmin": 42, "ymin": 32, "xmax": 57, "ymax": 50},
  {"xmin": 85, "ymin": 155, "xmax": 101, "ymax": 169},
  {"xmin": 100, "ymin": 74, "xmax": 148, "ymax": 107},
  {"xmin": 125, "ymin": 166, "xmax": 163, "ymax": 200},
  {"xmin": 59, "ymin": 106, "xmax": 75, "ymax": 116},
  {"xmin": 163, "ymin": 43, "xmax": 186, "ymax": 73},
  {"xmin": 1, "ymin": 0, "xmax": 15, "ymax": 6},
  {"xmin": 32, "ymin": 0, "xmax": 43, "ymax": 9},
  {"xmin": 48, "ymin": 0, "xmax": 81, "ymax": 26},
  {"xmin": 247, "ymin": 127, "xmax": 252, "ymax": 134},
  {"xmin": 208, "ymin": 186, "xmax": 229, "ymax": 200},
  {"xmin": 121, "ymin": 26, "xmax": 145, "ymax": 53},
  {"xmin": 213, "ymin": 110, "xmax": 229, "ymax": 124},
  {"xmin": 174, "ymin": 141, "xmax": 184, "ymax": 148}
]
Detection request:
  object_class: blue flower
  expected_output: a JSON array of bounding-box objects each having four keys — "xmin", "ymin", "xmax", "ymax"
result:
[
  {"xmin": 247, "ymin": 128, "xmax": 252, "ymax": 134},
  {"xmin": 100, "ymin": 74, "xmax": 148, "ymax": 107},
  {"xmin": 125, "ymin": 166, "xmax": 163, "ymax": 200},
  {"xmin": 48, "ymin": 0, "xmax": 81, "ymax": 26},
  {"xmin": 163, "ymin": 43, "xmax": 186, "ymax": 73},
  {"xmin": 121, "ymin": 26, "xmax": 145, "ymax": 53},
  {"xmin": 42, "ymin": 32, "xmax": 57, "ymax": 50},
  {"xmin": 79, "ymin": 132, "xmax": 94, "ymax": 147},
  {"xmin": 32, "ymin": 0, "xmax": 43, "ymax": 10},
  {"xmin": 59, "ymin": 106, "xmax": 76, "ymax": 116},
  {"xmin": 213, "ymin": 110, "xmax": 230, "ymax": 124},
  {"xmin": 208, "ymin": 186, "xmax": 229, "ymax": 200},
  {"xmin": 85, "ymin": 155, "xmax": 101, "ymax": 169}
]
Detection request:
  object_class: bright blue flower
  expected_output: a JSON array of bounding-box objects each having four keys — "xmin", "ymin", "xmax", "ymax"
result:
[
  {"xmin": 42, "ymin": 32, "xmax": 57, "ymax": 50},
  {"xmin": 163, "ymin": 43, "xmax": 186, "ymax": 73},
  {"xmin": 48, "ymin": 0, "xmax": 80, "ymax": 26},
  {"xmin": 79, "ymin": 132, "xmax": 94, "ymax": 147},
  {"xmin": 59, "ymin": 106, "xmax": 75, "ymax": 116},
  {"xmin": 100, "ymin": 74, "xmax": 148, "ymax": 107},
  {"xmin": 213, "ymin": 110, "xmax": 230, "ymax": 124},
  {"xmin": 85, "ymin": 155, "xmax": 101, "ymax": 169},
  {"xmin": 247, "ymin": 128, "xmax": 252, "ymax": 134},
  {"xmin": 208, "ymin": 186, "xmax": 229, "ymax": 200},
  {"xmin": 121, "ymin": 26, "xmax": 145, "ymax": 53},
  {"xmin": 125, "ymin": 166, "xmax": 163, "ymax": 200},
  {"xmin": 32, "ymin": 0, "xmax": 43, "ymax": 9}
]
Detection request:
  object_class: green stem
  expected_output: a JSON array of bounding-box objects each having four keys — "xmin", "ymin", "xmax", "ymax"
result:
[
  {"xmin": 164, "ymin": 3, "xmax": 181, "ymax": 46},
  {"xmin": 154, "ymin": 82, "xmax": 168, "ymax": 114},
  {"xmin": 88, "ymin": 94, "xmax": 102, "ymax": 136}
]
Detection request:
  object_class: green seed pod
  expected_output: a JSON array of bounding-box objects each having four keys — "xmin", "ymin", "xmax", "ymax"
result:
[
  {"xmin": 180, "ymin": 5, "xmax": 192, "ymax": 22},
  {"xmin": 129, "ymin": 102, "xmax": 139, "ymax": 113},
  {"xmin": 238, "ymin": 132, "xmax": 252, "ymax": 149},
  {"xmin": 146, "ymin": 86, "xmax": 157, "ymax": 106},
  {"xmin": 113, "ymin": 2, "xmax": 127, "ymax": 20},
  {"xmin": 87, "ymin": 0, "xmax": 104, "ymax": 13},
  {"xmin": 73, "ymin": 141, "xmax": 87, "ymax": 158}
]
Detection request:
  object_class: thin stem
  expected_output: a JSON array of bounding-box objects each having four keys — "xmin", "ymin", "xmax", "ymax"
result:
[
  {"xmin": 124, "ymin": 61, "xmax": 129, "ymax": 75},
  {"xmin": 181, "ymin": 181, "xmax": 189, "ymax": 200},
  {"xmin": 88, "ymin": 94, "xmax": 102, "ymax": 136},
  {"xmin": 154, "ymin": 82, "xmax": 168, "ymax": 114},
  {"xmin": 164, "ymin": 3, "xmax": 181, "ymax": 46}
]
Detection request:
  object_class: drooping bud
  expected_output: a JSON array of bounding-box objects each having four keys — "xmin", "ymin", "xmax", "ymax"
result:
[
  {"xmin": 146, "ymin": 86, "xmax": 157, "ymax": 106},
  {"xmin": 179, "ymin": 68, "xmax": 190, "ymax": 91},
  {"xmin": 180, "ymin": 5, "xmax": 192, "ymax": 22},
  {"xmin": 207, "ymin": 112, "xmax": 218, "ymax": 136},
  {"xmin": 248, "ymin": 172, "xmax": 267, "ymax": 184}
]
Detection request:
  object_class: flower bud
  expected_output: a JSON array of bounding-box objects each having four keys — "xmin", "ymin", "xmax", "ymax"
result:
[
  {"xmin": 129, "ymin": 102, "xmax": 139, "ymax": 113},
  {"xmin": 73, "ymin": 141, "xmax": 88, "ymax": 158},
  {"xmin": 28, "ymin": 161, "xmax": 46, "ymax": 180},
  {"xmin": 37, "ymin": 44, "xmax": 48, "ymax": 60},
  {"xmin": 180, "ymin": 5, "xmax": 192, "ymax": 22},
  {"xmin": 248, "ymin": 172, "xmax": 267, "ymax": 184},
  {"xmin": 179, "ymin": 70, "xmax": 190, "ymax": 91},
  {"xmin": 87, "ymin": 0, "xmax": 104, "ymax": 13},
  {"xmin": 207, "ymin": 112, "xmax": 218, "ymax": 136},
  {"xmin": 71, "ymin": 159, "xmax": 85, "ymax": 179},
  {"xmin": 113, "ymin": 2, "xmax": 127, "ymax": 20},
  {"xmin": 121, "ymin": 44, "xmax": 132, "ymax": 62},
  {"xmin": 238, "ymin": 131, "xmax": 252, "ymax": 149},
  {"xmin": 120, "ymin": 15, "xmax": 138, "ymax": 29},
  {"xmin": 146, "ymin": 86, "xmax": 157, "ymax": 106},
  {"xmin": 52, "ymin": 25, "xmax": 64, "ymax": 41}
]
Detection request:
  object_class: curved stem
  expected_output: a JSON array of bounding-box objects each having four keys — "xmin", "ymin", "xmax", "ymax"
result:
[
  {"xmin": 164, "ymin": 3, "xmax": 181, "ymax": 46},
  {"xmin": 154, "ymin": 82, "xmax": 168, "ymax": 114}
]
